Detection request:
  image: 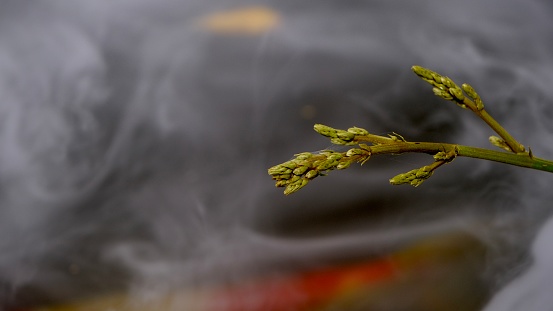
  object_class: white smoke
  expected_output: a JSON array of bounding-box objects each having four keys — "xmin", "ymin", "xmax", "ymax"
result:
[{"xmin": 0, "ymin": 0, "xmax": 552, "ymax": 310}]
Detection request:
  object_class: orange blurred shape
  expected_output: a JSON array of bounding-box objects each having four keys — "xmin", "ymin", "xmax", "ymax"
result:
[
  {"xmin": 198, "ymin": 6, "xmax": 280, "ymax": 35},
  {"xmin": 208, "ymin": 259, "xmax": 396, "ymax": 311}
]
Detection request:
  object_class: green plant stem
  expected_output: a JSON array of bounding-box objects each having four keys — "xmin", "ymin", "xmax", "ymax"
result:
[
  {"xmin": 456, "ymin": 146, "xmax": 553, "ymax": 172},
  {"xmin": 355, "ymin": 135, "xmax": 553, "ymax": 173},
  {"xmin": 461, "ymin": 97, "xmax": 526, "ymax": 153}
]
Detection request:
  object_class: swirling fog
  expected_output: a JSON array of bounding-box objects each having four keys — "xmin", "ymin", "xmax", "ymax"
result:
[{"xmin": 0, "ymin": 1, "xmax": 553, "ymax": 310}]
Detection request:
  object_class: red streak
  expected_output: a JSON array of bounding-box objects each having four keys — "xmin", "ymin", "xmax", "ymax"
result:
[{"xmin": 209, "ymin": 258, "xmax": 397, "ymax": 311}]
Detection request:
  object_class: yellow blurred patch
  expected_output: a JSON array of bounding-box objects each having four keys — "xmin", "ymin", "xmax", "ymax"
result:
[
  {"xmin": 36, "ymin": 290, "xmax": 210, "ymax": 311},
  {"xmin": 198, "ymin": 6, "xmax": 280, "ymax": 35}
]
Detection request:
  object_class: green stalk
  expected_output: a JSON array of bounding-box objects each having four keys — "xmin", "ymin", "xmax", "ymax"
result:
[
  {"xmin": 362, "ymin": 139, "xmax": 553, "ymax": 173},
  {"xmin": 456, "ymin": 145, "xmax": 553, "ymax": 172},
  {"xmin": 463, "ymin": 98, "xmax": 526, "ymax": 154}
]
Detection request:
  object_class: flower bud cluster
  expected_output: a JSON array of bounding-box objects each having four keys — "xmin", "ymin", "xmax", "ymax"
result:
[
  {"xmin": 433, "ymin": 150, "xmax": 457, "ymax": 163},
  {"xmin": 313, "ymin": 124, "xmax": 369, "ymax": 145},
  {"xmin": 412, "ymin": 65, "xmax": 469, "ymax": 109},
  {"xmin": 389, "ymin": 165, "xmax": 434, "ymax": 187},
  {"xmin": 489, "ymin": 135, "xmax": 511, "ymax": 152},
  {"xmin": 462, "ymin": 83, "xmax": 484, "ymax": 110},
  {"xmin": 411, "ymin": 65, "xmax": 444, "ymax": 89},
  {"xmin": 268, "ymin": 148, "xmax": 369, "ymax": 195}
]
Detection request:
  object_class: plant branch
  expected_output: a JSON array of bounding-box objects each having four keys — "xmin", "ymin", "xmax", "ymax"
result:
[
  {"xmin": 412, "ymin": 66, "xmax": 526, "ymax": 153},
  {"xmin": 268, "ymin": 66, "xmax": 553, "ymax": 195},
  {"xmin": 472, "ymin": 108, "xmax": 525, "ymax": 153},
  {"xmin": 359, "ymin": 137, "xmax": 553, "ymax": 173}
]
